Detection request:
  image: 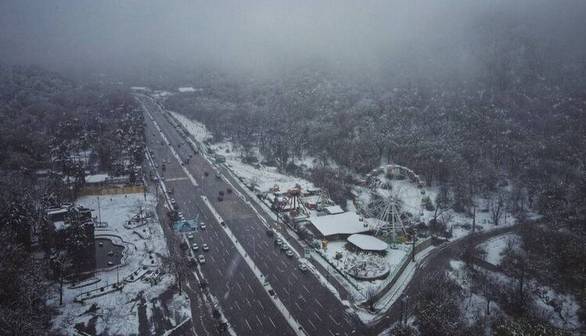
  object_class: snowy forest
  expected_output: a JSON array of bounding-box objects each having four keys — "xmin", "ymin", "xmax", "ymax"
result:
[{"xmin": 0, "ymin": 65, "xmax": 143, "ymax": 334}]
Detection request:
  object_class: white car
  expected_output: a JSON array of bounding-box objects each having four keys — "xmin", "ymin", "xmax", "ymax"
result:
[
  {"xmin": 192, "ymin": 243, "xmax": 199, "ymax": 251},
  {"xmin": 198, "ymin": 255, "xmax": 206, "ymax": 264},
  {"xmin": 202, "ymin": 244, "xmax": 209, "ymax": 251},
  {"xmin": 286, "ymin": 250, "xmax": 294, "ymax": 257},
  {"xmin": 200, "ymin": 222, "xmax": 207, "ymax": 230},
  {"xmin": 187, "ymin": 233, "xmax": 194, "ymax": 239},
  {"xmin": 298, "ymin": 263, "xmax": 308, "ymax": 272}
]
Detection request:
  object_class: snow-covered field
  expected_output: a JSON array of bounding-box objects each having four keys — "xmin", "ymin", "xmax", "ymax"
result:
[
  {"xmin": 478, "ymin": 233, "xmax": 521, "ymax": 265},
  {"xmin": 49, "ymin": 193, "xmax": 190, "ymax": 336}
]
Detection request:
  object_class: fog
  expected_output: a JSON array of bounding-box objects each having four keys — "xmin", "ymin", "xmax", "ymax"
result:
[{"xmin": 1, "ymin": 0, "xmax": 585, "ymax": 80}]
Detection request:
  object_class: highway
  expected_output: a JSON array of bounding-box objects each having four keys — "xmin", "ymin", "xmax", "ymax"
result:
[
  {"xmin": 143, "ymin": 100, "xmax": 298, "ymax": 336},
  {"xmin": 139, "ymin": 94, "xmax": 366, "ymax": 336}
]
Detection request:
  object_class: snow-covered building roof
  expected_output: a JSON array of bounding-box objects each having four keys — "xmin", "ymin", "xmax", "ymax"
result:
[
  {"xmin": 178, "ymin": 87, "xmax": 202, "ymax": 93},
  {"xmin": 85, "ymin": 174, "xmax": 109, "ymax": 184},
  {"xmin": 309, "ymin": 212, "xmax": 370, "ymax": 237},
  {"xmin": 347, "ymin": 234, "xmax": 388, "ymax": 251},
  {"xmin": 324, "ymin": 205, "xmax": 344, "ymax": 215}
]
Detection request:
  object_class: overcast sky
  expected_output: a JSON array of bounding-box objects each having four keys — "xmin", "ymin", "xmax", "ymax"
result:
[{"xmin": 1, "ymin": 0, "xmax": 585, "ymax": 79}]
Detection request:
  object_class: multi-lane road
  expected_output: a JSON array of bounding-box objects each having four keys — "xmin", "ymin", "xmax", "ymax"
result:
[{"xmin": 139, "ymin": 95, "xmax": 365, "ymax": 336}]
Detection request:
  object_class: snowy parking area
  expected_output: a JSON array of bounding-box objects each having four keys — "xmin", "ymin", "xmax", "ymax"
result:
[{"xmin": 49, "ymin": 193, "xmax": 190, "ymax": 336}]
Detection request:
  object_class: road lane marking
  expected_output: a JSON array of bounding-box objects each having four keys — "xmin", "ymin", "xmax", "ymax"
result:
[
  {"xmin": 314, "ymin": 298, "xmax": 324, "ymax": 309},
  {"xmin": 328, "ymin": 314, "xmax": 339, "ymax": 325},
  {"xmin": 313, "ymin": 312, "xmax": 322, "ymax": 322},
  {"xmin": 255, "ymin": 315, "xmax": 263, "ymax": 327}
]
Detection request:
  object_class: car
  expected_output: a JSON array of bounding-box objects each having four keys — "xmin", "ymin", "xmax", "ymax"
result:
[
  {"xmin": 265, "ymin": 229, "xmax": 274, "ymax": 237},
  {"xmin": 202, "ymin": 244, "xmax": 209, "ymax": 251},
  {"xmin": 198, "ymin": 255, "xmax": 206, "ymax": 264},
  {"xmin": 187, "ymin": 233, "xmax": 194, "ymax": 239},
  {"xmin": 204, "ymin": 171, "xmax": 209, "ymax": 177},
  {"xmin": 218, "ymin": 190, "xmax": 225, "ymax": 196},
  {"xmin": 280, "ymin": 244, "xmax": 289, "ymax": 251},
  {"xmin": 200, "ymin": 222, "xmax": 207, "ymax": 230},
  {"xmin": 215, "ymin": 173, "xmax": 221, "ymax": 179},
  {"xmin": 298, "ymin": 263, "xmax": 308, "ymax": 272},
  {"xmin": 275, "ymin": 238, "xmax": 282, "ymax": 246},
  {"xmin": 285, "ymin": 250, "xmax": 294, "ymax": 257},
  {"xmin": 217, "ymin": 196, "xmax": 223, "ymax": 202},
  {"xmin": 227, "ymin": 188, "xmax": 233, "ymax": 194},
  {"xmin": 192, "ymin": 243, "xmax": 199, "ymax": 251}
]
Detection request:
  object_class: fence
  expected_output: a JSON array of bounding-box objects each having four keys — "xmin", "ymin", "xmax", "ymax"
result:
[
  {"xmin": 371, "ymin": 237, "xmax": 432, "ymax": 303},
  {"xmin": 79, "ymin": 184, "xmax": 145, "ymax": 196}
]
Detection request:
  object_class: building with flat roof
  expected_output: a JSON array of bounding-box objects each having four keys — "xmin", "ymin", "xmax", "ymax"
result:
[{"xmin": 307, "ymin": 212, "xmax": 371, "ymax": 240}]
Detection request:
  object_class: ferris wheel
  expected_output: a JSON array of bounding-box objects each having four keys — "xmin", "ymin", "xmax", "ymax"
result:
[{"xmin": 362, "ymin": 164, "xmax": 426, "ymax": 242}]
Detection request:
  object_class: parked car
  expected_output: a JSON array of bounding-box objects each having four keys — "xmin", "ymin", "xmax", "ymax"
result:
[
  {"xmin": 187, "ymin": 233, "xmax": 194, "ymax": 239},
  {"xmin": 298, "ymin": 263, "xmax": 308, "ymax": 272},
  {"xmin": 218, "ymin": 190, "xmax": 225, "ymax": 196},
  {"xmin": 198, "ymin": 255, "xmax": 206, "ymax": 264},
  {"xmin": 200, "ymin": 222, "xmax": 207, "ymax": 230},
  {"xmin": 215, "ymin": 173, "xmax": 222, "ymax": 179},
  {"xmin": 217, "ymin": 196, "xmax": 223, "ymax": 202},
  {"xmin": 280, "ymin": 244, "xmax": 289, "ymax": 251},
  {"xmin": 227, "ymin": 188, "xmax": 233, "ymax": 194},
  {"xmin": 192, "ymin": 243, "xmax": 199, "ymax": 251},
  {"xmin": 202, "ymin": 244, "xmax": 209, "ymax": 251},
  {"xmin": 285, "ymin": 250, "xmax": 294, "ymax": 257},
  {"xmin": 275, "ymin": 238, "xmax": 282, "ymax": 246}
]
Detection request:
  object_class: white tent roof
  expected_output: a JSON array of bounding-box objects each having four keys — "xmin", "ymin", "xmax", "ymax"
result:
[
  {"xmin": 347, "ymin": 234, "xmax": 388, "ymax": 251},
  {"xmin": 309, "ymin": 212, "xmax": 370, "ymax": 237}
]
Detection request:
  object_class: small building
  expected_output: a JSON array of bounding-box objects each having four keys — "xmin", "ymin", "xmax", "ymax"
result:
[
  {"xmin": 302, "ymin": 195, "xmax": 320, "ymax": 209},
  {"xmin": 324, "ymin": 205, "xmax": 344, "ymax": 215}
]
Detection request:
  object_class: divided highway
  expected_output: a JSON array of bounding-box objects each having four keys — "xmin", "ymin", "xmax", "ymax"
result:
[{"xmin": 139, "ymin": 95, "xmax": 366, "ymax": 336}]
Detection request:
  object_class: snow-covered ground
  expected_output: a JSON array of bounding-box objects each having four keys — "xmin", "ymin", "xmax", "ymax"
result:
[
  {"xmin": 169, "ymin": 111, "xmax": 212, "ymax": 143},
  {"xmin": 355, "ymin": 178, "xmax": 519, "ymax": 241},
  {"xmin": 449, "ymin": 259, "xmax": 582, "ymax": 331},
  {"xmin": 478, "ymin": 233, "xmax": 521, "ymax": 265},
  {"xmin": 313, "ymin": 239, "xmax": 410, "ymax": 303},
  {"xmin": 168, "ymin": 110, "xmax": 318, "ymax": 193},
  {"xmin": 212, "ymin": 141, "xmax": 317, "ymax": 192},
  {"xmin": 49, "ymin": 193, "xmax": 190, "ymax": 336}
]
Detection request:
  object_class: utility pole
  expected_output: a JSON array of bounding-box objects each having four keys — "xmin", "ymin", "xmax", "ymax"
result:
[
  {"xmin": 411, "ymin": 232, "xmax": 416, "ymax": 262},
  {"xmin": 97, "ymin": 196, "xmax": 101, "ymax": 227}
]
